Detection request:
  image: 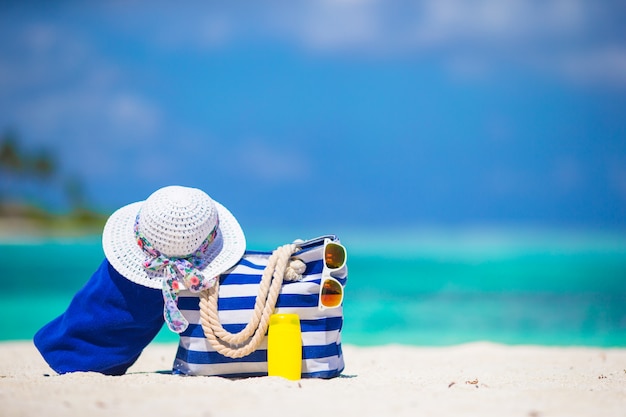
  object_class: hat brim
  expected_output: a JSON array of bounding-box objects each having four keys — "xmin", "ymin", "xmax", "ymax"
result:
[{"xmin": 102, "ymin": 199, "xmax": 246, "ymax": 289}]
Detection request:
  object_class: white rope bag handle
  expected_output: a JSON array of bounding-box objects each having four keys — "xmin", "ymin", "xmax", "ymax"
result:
[{"xmin": 198, "ymin": 243, "xmax": 306, "ymax": 358}]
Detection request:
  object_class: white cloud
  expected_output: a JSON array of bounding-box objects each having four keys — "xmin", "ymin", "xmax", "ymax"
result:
[
  {"xmin": 0, "ymin": 19, "xmax": 162, "ymax": 147},
  {"xmin": 68, "ymin": 0, "xmax": 624, "ymax": 87},
  {"xmin": 88, "ymin": 0, "xmax": 587, "ymax": 51},
  {"xmin": 11, "ymin": 89, "xmax": 161, "ymax": 145},
  {"xmin": 554, "ymin": 46, "xmax": 626, "ymax": 87},
  {"xmin": 248, "ymin": 0, "xmax": 593, "ymax": 53},
  {"xmin": 93, "ymin": 0, "xmax": 622, "ymax": 87},
  {"xmin": 108, "ymin": 94, "xmax": 161, "ymax": 137},
  {"xmin": 277, "ymin": 0, "xmax": 625, "ymax": 90},
  {"xmin": 413, "ymin": 0, "xmax": 586, "ymax": 43},
  {"xmin": 235, "ymin": 140, "xmax": 312, "ymax": 183},
  {"xmin": 0, "ymin": 23, "xmax": 89, "ymax": 92}
]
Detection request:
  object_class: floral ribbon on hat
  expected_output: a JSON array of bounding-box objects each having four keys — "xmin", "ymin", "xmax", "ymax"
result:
[{"xmin": 134, "ymin": 215, "xmax": 219, "ymax": 333}]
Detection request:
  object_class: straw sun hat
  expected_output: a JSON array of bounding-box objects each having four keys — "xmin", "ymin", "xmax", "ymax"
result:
[{"xmin": 102, "ymin": 185, "xmax": 246, "ymax": 290}]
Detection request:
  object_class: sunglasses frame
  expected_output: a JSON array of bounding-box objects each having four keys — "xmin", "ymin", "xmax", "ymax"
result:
[{"xmin": 318, "ymin": 239, "xmax": 347, "ymax": 310}]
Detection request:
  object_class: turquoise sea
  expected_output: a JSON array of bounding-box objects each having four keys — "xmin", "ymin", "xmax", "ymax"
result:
[{"xmin": 1, "ymin": 228, "xmax": 625, "ymax": 347}]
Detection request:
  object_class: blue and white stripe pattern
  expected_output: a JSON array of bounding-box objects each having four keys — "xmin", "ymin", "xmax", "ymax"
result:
[{"xmin": 172, "ymin": 238, "xmax": 346, "ymax": 378}]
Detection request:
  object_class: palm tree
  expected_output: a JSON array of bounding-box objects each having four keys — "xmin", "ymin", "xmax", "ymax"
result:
[
  {"xmin": 30, "ymin": 149, "xmax": 56, "ymax": 180},
  {"xmin": 0, "ymin": 129, "xmax": 58, "ymax": 209},
  {"xmin": 0, "ymin": 128, "xmax": 104, "ymax": 230},
  {"xmin": 0, "ymin": 130, "xmax": 24, "ymax": 173},
  {"xmin": 64, "ymin": 176, "xmax": 86, "ymax": 211}
]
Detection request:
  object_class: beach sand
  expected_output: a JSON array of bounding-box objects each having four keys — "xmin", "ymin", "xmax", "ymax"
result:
[{"xmin": 1, "ymin": 341, "xmax": 624, "ymax": 417}]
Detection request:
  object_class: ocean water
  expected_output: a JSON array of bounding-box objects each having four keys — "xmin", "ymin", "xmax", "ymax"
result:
[{"xmin": 1, "ymin": 229, "xmax": 625, "ymax": 347}]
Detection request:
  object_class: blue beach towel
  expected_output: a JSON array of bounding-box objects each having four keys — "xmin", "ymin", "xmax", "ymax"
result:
[{"xmin": 33, "ymin": 259, "xmax": 165, "ymax": 375}]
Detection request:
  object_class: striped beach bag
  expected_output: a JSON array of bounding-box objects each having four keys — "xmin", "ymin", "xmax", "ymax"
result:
[{"xmin": 172, "ymin": 235, "xmax": 347, "ymax": 378}]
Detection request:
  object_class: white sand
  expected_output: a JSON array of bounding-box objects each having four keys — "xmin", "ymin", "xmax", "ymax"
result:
[{"xmin": 1, "ymin": 341, "xmax": 625, "ymax": 417}]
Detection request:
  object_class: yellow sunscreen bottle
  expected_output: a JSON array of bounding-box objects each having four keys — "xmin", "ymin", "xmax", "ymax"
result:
[{"xmin": 268, "ymin": 313, "xmax": 302, "ymax": 380}]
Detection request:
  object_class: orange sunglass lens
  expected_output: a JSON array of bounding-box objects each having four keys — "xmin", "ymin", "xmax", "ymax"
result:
[
  {"xmin": 325, "ymin": 244, "xmax": 346, "ymax": 269},
  {"xmin": 320, "ymin": 279, "xmax": 343, "ymax": 308}
]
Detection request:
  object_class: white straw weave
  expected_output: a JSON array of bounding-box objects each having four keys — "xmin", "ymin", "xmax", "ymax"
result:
[{"xmin": 102, "ymin": 186, "xmax": 246, "ymax": 289}]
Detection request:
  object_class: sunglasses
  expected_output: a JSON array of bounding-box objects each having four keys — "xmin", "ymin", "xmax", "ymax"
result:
[{"xmin": 319, "ymin": 240, "xmax": 347, "ymax": 310}]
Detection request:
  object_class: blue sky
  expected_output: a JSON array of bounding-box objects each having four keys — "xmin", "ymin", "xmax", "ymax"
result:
[{"xmin": 1, "ymin": 1, "xmax": 625, "ymax": 236}]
